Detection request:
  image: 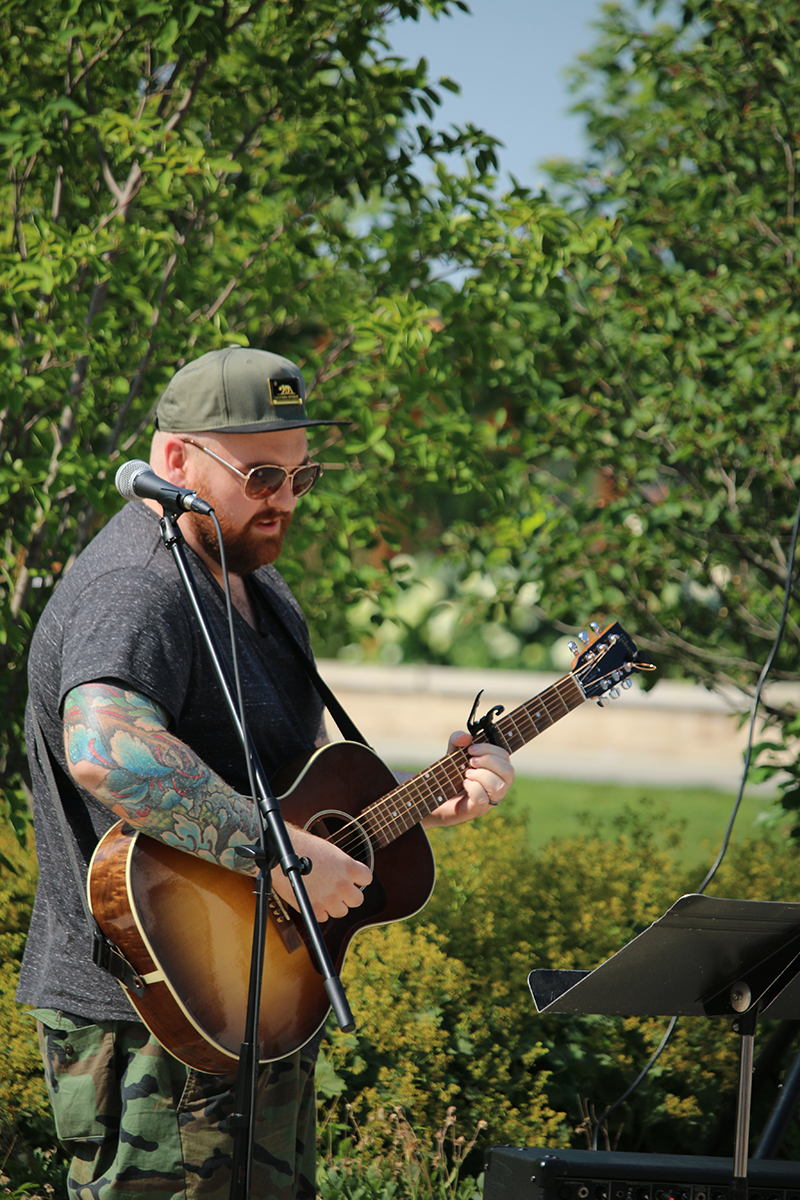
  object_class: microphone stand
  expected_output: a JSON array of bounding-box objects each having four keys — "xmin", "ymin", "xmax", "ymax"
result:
[{"xmin": 157, "ymin": 512, "xmax": 355, "ymax": 1200}]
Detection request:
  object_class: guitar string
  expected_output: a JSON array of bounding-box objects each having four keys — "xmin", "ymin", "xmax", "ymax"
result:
[
  {"xmin": 319, "ymin": 653, "xmax": 628, "ymax": 858},
  {"xmin": 318, "ymin": 653, "xmax": 629, "ymax": 860},
  {"xmin": 320, "ymin": 747, "xmax": 471, "ymax": 858},
  {"xmin": 335, "ymin": 629, "xmax": 631, "ymax": 852},
  {"xmin": 330, "ymin": 666, "xmax": 617, "ymax": 857}
]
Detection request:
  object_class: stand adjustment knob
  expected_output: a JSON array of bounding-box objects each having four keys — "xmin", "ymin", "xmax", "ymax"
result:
[{"xmin": 730, "ymin": 980, "xmax": 752, "ymax": 1013}]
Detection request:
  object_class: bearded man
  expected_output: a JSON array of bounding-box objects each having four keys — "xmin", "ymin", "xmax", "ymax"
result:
[{"xmin": 17, "ymin": 347, "xmax": 514, "ymax": 1200}]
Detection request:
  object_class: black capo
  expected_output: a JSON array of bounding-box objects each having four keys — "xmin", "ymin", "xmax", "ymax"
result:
[{"xmin": 467, "ymin": 689, "xmax": 507, "ymax": 748}]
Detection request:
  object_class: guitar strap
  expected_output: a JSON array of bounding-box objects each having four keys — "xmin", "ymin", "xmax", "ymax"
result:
[
  {"xmin": 27, "ymin": 702, "xmax": 146, "ymax": 995},
  {"xmin": 255, "ymin": 583, "xmax": 371, "ymax": 749}
]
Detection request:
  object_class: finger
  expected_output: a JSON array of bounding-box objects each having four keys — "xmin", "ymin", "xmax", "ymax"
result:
[
  {"xmin": 464, "ymin": 767, "xmax": 512, "ymax": 807},
  {"xmin": 468, "ymin": 742, "xmax": 512, "ymax": 764},
  {"xmin": 351, "ymin": 860, "xmax": 373, "ymax": 888},
  {"xmin": 468, "ymin": 748, "xmax": 514, "ymax": 783},
  {"xmin": 316, "ymin": 886, "xmax": 365, "ymax": 922}
]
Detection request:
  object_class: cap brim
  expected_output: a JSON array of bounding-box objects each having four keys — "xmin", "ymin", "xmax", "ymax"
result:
[
  {"xmin": 156, "ymin": 417, "xmax": 351, "ymax": 433},
  {"xmin": 209, "ymin": 418, "xmax": 352, "ymax": 433}
]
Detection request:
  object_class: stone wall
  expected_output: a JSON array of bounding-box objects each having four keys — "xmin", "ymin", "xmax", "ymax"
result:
[{"xmin": 317, "ymin": 660, "xmax": 791, "ymax": 792}]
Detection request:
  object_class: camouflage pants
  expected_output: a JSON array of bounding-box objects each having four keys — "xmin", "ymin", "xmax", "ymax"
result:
[{"xmin": 32, "ymin": 1010, "xmax": 317, "ymax": 1200}]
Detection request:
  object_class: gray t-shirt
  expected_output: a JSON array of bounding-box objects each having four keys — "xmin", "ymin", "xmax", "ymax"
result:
[{"xmin": 17, "ymin": 500, "xmax": 324, "ymax": 1020}]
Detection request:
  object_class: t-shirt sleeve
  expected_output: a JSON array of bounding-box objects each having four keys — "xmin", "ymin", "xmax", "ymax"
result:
[{"xmin": 57, "ymin": 566, "xmax": 193, "ymax": 726}]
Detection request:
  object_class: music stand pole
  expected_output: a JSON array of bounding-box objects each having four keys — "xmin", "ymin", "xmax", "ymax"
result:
[{"xmin": 732, "ymin": 1006, "xmax": 758, "ymax": 1200}]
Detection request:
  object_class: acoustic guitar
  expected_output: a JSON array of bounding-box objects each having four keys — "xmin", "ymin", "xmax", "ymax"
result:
[{"xmin": 87, "ymin": 621, "xmax": 653, "ymax": 1073}]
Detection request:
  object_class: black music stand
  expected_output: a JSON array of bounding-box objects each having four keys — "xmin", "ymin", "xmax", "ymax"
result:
[{"xmin": 528, "ymin": 894, "xmax": 800, "ymax": 1200}]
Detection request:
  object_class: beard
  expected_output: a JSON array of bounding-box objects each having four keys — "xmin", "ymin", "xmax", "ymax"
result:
[{"xmin": 186, "ymin": 505, "xmax": 293, "ymax": 576}]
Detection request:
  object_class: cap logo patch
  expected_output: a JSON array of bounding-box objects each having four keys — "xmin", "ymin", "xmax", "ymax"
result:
[{"xmin": 269, "ymin": 377, "xmax": 303, "ymax": 407}]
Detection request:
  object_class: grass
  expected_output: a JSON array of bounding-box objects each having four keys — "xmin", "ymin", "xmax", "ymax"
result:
[{"xmin": 504, "ymin": 775, "xmax": 781, "ymax": 872}]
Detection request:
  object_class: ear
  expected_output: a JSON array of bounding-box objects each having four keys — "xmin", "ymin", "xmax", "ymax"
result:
[{"xmin": 161, "ymin": 435, "xmax": 191, "ymax": 484}]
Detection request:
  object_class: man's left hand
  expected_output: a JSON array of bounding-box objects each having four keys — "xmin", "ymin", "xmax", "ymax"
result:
[{"xmin": 421, "ymin": 731, "xmax": 514, "ymax": 828}]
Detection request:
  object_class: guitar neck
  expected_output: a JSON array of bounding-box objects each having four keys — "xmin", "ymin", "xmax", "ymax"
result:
[{"xmin": 359, "ymin": 673, "xmax": 585, "ymax": 850}]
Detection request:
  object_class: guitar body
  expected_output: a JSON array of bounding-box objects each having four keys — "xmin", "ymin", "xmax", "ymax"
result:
[
  {"xmin": 88, "ymin": 741, "xmax": 436, "ymax": 1073},
  {"xmin": 88, "ymin": 621, "xmax": 651, "ymax": 1073}
]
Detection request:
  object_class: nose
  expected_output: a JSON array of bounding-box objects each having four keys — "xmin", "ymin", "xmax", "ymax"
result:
[{"xmin": 269, "ymin": 475, "xmax": 299, "ymax": 511}]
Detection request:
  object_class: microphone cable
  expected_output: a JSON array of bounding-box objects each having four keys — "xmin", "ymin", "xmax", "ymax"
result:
[
  {"xmin": 212, "ymin": 512, "xmax": 259, "ymax": 810},
  {"xmin": 212, "ymin": 513, "xmax": 266, "ymax": 1200},
  {"xmin": 591, "ymin": 488, "xmax": 800, "ymax": 1151}
]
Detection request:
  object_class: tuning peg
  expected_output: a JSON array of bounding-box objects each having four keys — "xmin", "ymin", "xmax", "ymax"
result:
[
  {"xmin": 590, "ymin": 622, "xmax": 600, "ymax": 633},
  {"xmin": 568, "ymin": 640, "xmax": 579, "ymax": 655},
  {"xmin": 609, "ymin": 687, "xmax": 620, "ymax": 699},
  {"xmin": 622, "ymin": 678, "xmax": 633, "ymax": 689},
  {"xmin": 579, "ymin": 630, "xmax": 590, "ymax": 644}
]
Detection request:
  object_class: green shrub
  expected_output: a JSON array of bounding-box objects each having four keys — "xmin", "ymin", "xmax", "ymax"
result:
[
  {"xmin": 325, "ymin": 805, "xmax": 800, "ymax": 1159},
  {"xmin": 318, "ymin": 1105, "xmax": 484, "ymax": 1200},
  {"xmin": 0, "ymin": 819, "xmax": 65, "ymax": 1193},
  {"xmin": 6, "ymin": 798, "xmax": 800, "ymax": 1189}
]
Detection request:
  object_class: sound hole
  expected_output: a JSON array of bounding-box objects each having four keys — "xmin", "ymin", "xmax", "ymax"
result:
[{"xmin": 305, "ymin": 809, "xmax": 375, "ymax": 876}]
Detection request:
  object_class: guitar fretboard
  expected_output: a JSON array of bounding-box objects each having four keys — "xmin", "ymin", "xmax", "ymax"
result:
[{"xmin": 360, "ymin": 673, "xmax": 585, "ymax": 849}]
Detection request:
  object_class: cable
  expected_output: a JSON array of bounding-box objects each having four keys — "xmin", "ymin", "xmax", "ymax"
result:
[
  {"xmin": 592, "ymin": 489, "xmax": 800, "ymax": 1150},
  {"xmin": 212, "ymin": 511, "xmax": 258, "ymax": 809},
  {"xmin": 212, "ymin": 512, "xmax": 264, "ymax": 1198},
  {"xmin": 697, "ymin": 489, "xmax": 800, "ymax": 893},
  {"xmin": 592, "ymin": 1016, "xmax": 678, "ymax": 1150}
]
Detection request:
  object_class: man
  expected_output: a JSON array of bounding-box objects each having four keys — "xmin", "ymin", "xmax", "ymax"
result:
[{"xmin": 17, "ymin": 346, "xmax": 514, "ymax": 1200}]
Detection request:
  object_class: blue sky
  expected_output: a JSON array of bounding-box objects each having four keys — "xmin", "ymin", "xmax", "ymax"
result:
[{"xmin": 384, "ymin": 1, "xmax": 661, "ymax": 191}]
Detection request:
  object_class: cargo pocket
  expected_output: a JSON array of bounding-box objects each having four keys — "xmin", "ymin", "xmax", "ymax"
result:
[{"xmin": 31, "ymin": 1009, "xmax": 122, "ymax": 1144}]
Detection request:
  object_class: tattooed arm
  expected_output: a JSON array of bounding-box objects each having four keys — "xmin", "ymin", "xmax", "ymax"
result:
[{"xmin": 63, "ymin": 682, "xmax": 372, "ymax": 919}]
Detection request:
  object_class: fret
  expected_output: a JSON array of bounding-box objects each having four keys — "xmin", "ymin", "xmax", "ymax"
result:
[
  {"xmin": 527, "ymin": 698, "xmax": 556, "ymax": 730},
  {"xmin": 362, "ymin": 672, "xmax": 595, "ymax": 848},
  {"xmin": 489, "ymin": 674, "xmax": 587, "ymax": 757},
  {"xmin": 554, "ymin": 677, "xmax": 583, "ymax": 711},
  {"xmin": 362, "ymin": 751, "xmax": 470, "ymax": 848},
  {"xmin": 497, "ymin": 710, "xmax": 527, "ymax": 753},
  {"xmin": 355, "ymin": 646, "xmax": 633, "ymax": 850},
  {"xmin": 325, "ymin": 626, "xmax": 643, "ymax": 886},
  {"xmin": 495, "ymin": 715, "xmax": 518, "ymax": 754}
]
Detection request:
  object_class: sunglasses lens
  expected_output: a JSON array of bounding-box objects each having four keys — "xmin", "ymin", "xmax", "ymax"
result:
[
  {"xmin": 244, "ymin": 463, "xmax": 321, "ymax": 500},
  {"xmin": 291, "ymin": 464, "xmax": 320, "ymax": 497},
  {"xmin": 245, "ymin": 467, "xmax": 289, "ymax": 499}
]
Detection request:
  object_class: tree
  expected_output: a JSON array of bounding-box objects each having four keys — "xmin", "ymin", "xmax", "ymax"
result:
[
  {"xmin": 0, "ymin": 0, "xmax": 603, "ymax": 836},
  {"xmin": 470, "ymin": 0, "xmax": 800, "ymax": 819}
]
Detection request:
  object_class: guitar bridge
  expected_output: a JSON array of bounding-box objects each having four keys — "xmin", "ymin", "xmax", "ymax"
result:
[{"xmin": 268, "ymin": 893, "xmax": 303, "ymax": 954}]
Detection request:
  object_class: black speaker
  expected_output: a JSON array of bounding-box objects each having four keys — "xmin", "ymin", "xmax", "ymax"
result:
[{"xmin": 483, "ymin": 1148, "xmax": 800, "ymax": 1200}]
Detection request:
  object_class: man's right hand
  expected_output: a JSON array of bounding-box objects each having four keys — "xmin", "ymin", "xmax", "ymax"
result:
[{"xmin": 273, "ymin": 825, "xmax": 373, "ymax": 922}]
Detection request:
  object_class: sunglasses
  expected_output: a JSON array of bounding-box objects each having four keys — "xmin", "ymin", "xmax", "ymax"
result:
[{"xmin": 181, "ymin": 439, "xmax": 322, "ymax": 500}]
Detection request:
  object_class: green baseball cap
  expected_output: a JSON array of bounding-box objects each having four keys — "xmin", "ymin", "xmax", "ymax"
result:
[{"xmin": 154, "ymin": 347, "xmax": 349, "ymax": 434}]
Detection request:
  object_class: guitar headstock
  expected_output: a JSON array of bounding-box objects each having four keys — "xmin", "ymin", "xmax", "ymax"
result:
[{"xmin": 569, "ymin": 621, "xmax": 655, "ymax": 705}]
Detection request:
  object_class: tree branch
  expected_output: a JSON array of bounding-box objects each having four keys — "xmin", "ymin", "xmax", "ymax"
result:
[
  {"xmin": 227, "ymin": 0, "xmax": 268, "ymax": 35},
  {"xmin": 305, "ymin": 329, "xmax": 357, "ymax": 395},
  {"xmin": 105, "ymin": 250, "xmax": 180, "ymax": 454},
  {"xmin": 67, "ymin": 25, "xmax": 135, "ymax": 96}
]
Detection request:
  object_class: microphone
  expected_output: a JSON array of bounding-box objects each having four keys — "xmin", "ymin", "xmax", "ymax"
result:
[{"xmin": 115, "ymin": 460, "xmax": 214, "ymax": 516}]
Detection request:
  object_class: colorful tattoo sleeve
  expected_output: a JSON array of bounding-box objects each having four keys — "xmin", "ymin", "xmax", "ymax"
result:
[{"xmin": 63, "ymin": 683, "xmax": 261, "ymax": 873}]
